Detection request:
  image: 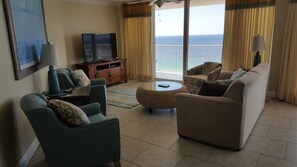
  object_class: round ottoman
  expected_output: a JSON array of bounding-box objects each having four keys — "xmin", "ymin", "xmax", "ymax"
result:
[{"xmin": 136, "ymin": 81, "xmax": 188, "ymax": 110}]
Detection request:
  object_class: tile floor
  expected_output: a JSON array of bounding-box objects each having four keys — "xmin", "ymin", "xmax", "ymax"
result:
[{"xmin": 28, "ymin": 99, "xmax": 297, "ymax": 167}]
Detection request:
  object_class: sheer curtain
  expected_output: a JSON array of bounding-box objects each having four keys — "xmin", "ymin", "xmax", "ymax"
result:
[
  {"xmin": 277, "ymin": 0, "xmax": 297, "ymax": 104},
  {"xmin": 122, "ymin": 2, "xmax": 153, "ymax": 80},
  {"xmin": 222, "ymin": 0, "xmax": 275, "ymax": 71}
]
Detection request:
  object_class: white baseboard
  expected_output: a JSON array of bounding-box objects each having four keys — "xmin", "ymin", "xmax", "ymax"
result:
[
  {"xmin": 266, "ymin": 91, "xmax": 276, "ymax": 100},
  {"xmin": 18, "ymin": 138, "xmax": 39, "ymax": 167}
]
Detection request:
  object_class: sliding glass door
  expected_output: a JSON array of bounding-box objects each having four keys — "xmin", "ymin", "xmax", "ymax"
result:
[
  {"xmin": 187, "ymin": 0, "xmax": 225, "ymax": 70},
  {"xmin": 154, "ymin": 2, "xmax": 184, "ymax": 80},
  {"xmin": 154, "ymin": 0, "xmax": 225, "ymax": 80}
]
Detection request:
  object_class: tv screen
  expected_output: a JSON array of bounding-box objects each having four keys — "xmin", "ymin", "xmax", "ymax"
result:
[{"xmin": 82, "ymin": 33, "xmax": 117, "ymax": 63}]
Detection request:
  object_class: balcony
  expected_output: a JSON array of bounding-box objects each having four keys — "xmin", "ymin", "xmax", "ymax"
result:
[{"xmin": 155, "ymin": 44, "xmax": 222, "ymax": 80}]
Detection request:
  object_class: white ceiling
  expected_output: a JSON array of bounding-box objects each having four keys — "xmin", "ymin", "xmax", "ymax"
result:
[
  {"xmin": 64, "ymin": 0, "xmax": 139, "ymax": 6},
  {"xmin": 65, "ymin": 0, "xmax": 224, "ymax": 8}
]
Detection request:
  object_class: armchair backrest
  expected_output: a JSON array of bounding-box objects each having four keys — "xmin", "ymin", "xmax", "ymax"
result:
[
  {"xmin": 56, "ymin": 68, "xmax": 76, "ymax": 89},
  {"xmin": 202, "ymin": 62, "xmax": 222, "ymax": 75}
]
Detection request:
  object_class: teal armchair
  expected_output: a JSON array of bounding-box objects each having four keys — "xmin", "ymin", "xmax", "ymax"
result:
[
  {"xmin": 20, "ymin": 93, "xmax": 121, "ymax": 167},
  {"xmin": 56, "ymin": 68, "xmax": 107, "ymax": 115}
]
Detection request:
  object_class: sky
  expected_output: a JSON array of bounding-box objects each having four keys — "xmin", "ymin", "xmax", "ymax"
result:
[{"xmin": 155, "ymin": 4, "xmax": 225, "ymax": 36}]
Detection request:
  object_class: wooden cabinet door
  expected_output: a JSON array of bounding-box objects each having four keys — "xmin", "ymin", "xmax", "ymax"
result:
[
  {"xmin": 110, "ymin": 67, "xmax": 121, "ymax": 82},
  {"xmin": 96, "ymin": 69, "xmax": 110, "ymax": 82}
]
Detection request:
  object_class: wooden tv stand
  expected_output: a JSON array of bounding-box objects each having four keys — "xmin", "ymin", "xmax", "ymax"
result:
[{"xmin": 75, "ymin": 59, "xmax": 127, "ymax": 86}]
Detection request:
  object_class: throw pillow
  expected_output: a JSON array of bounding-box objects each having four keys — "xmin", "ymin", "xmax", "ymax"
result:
[
  {"xmin": 207, "ymin": 66, "xmax": 222, "ymax": 82},
  {"xmin": 47, "ymin": 99, "xmax": 90, "ymax": 126},
  {"xmin": 198, "ymin": 81, "xmax": 230, "ymax": 96},
  {"xmin": 230, "ymin": 68, "xmax": 247, "ymax": 80},
  {"xmin": 71, "ymin": 69, "xmax": 91, "ymax": 86}
]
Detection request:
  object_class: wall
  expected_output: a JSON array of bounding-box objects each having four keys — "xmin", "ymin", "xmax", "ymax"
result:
[
  {"xmin": 268, "ymin": 0, "xmax": 290, "ymax": 93},
  {"xmin": 62, "ymin": 1, "xmax": 120, "ymax": 66},
  {"xmin": 0, "ymin": 0, "xmax": 67, "ymax": 166}
]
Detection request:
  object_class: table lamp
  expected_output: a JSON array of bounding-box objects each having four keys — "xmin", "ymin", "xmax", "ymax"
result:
[
  {"xmin": 40, "ymin": 42, "xmax": 61, "ymax": 95},
  {"xmin": 251, "ymin": 35, "xmax": 266, "ymax": 67}
]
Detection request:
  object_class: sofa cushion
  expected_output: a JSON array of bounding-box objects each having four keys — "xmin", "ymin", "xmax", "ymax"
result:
[
  {"xmin": 230, "ymin": 68, "xmax": 247, "ymax": 80},
  {"xmin": 71, "ymin": 69, "xmax": 91, "ymax": 86},
  {"xmin": 198, "ymin": 81, "xmax": 230, "ymax": 96},
  {"xmin": 47, "ymin": 99, "xmax": 90, "ymax": 126}
]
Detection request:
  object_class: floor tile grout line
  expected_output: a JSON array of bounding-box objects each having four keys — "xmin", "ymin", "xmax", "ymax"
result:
[
  {"xmin": 284, "ymin": 141, "xmax": 288, "ymax": 160},
  {"xmin": 243, "ymin": 147, "xmax": 286, "ymax": 160},
  {"xmin": 174, "ymin": 154, "xmax": 186, "ymax": 167},
  {"xmin": 129, "ymin": 144, "xmax": 153, "ymax": 164}
]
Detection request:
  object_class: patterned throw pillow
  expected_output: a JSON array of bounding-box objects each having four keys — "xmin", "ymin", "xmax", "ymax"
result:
[
  {"xmin": 47, "ymin": 99, "xmax": 90, "ymax": 126},
  {"xmin": 207, "ymin": 66, "xmax": 222, "ymax": 82},
  {"xmin": 71, "ymin": 69, "xmax": 91, "ymax": 86}
]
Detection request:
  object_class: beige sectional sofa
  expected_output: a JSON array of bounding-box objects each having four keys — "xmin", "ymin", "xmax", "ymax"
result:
[{"xmin": 176, "ymin": 63, "xmax": 270, "ymax": 150}]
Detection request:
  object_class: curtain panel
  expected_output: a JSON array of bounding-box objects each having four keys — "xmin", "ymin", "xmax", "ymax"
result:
[
  {"xmin": 122, "ymin": 2, "xmax": 153, "ymax": 80},
  {"xmin": 277, "ymin": 0, "xmax": 297, "ymax": 104},
  {"xmin": 222, "ymin": 0, "xmax": 275, "ymax": 71}
]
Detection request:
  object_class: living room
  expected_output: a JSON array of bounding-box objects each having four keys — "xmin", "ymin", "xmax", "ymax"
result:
[{"xmin": 0, "ymin": 0, "xmax": 296, "ymax": 167}]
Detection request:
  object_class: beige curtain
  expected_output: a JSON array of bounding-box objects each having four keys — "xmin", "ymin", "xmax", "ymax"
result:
[
  {"xmin": 222, "ymin": 0, "xmax": 275, "ymax": 71},
  {"xmin": 277, "ymin": 0, "xmax": 297, "ymax": 104},
  {"xmin": 122, "ymin": 2, "xmax": 153, "ymax": 80}
]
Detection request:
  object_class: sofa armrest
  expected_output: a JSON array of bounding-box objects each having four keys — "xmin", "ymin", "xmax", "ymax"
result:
[
  {"xmin": 176, "ymin": 93, "xmax": 244, "ymax": 149},
  {"xmin": 79, "ymin": 103, "xmax": 101, "ymax": 116},
  {"xmin": 218, "ymin": 71, "xmax": 233, "ymax": 80},
  {"xmin": 91, "ymin": 78, "xmax": 106, "ymax": 85}
]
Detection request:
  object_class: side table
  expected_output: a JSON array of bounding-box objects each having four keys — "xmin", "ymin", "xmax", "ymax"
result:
[{"xmin": 46, "ymin": 87, "xmax": 91, "ymax": 106}]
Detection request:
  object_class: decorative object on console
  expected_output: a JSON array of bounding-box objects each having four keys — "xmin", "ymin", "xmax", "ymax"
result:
[
  {"xmin": 40, "ymin": 42, "xmax": 62, "ymax": 96},
  {"xmin": 251, "ymin": 35, "xmax": 266, "ymax": 67}
]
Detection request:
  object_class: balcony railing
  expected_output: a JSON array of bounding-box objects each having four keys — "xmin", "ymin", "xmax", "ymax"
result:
[{"xmin": 155, "ymin": 44, "xmax": 222, "ymax": 73}]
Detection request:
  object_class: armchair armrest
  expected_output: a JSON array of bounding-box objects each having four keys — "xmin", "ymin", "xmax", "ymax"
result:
[
  {"xmin": 50, "ymin": 118, "xmax": 120, "ymax": 166},
  {"xmin": 186, "ymin": 64, "xmax": 203, "ymax": 75},
  {"xmin": 79, "ymin": 103, "xmax": 101, "ymax": 116},
  {"xmin": 176, "ymin": 93, "xmax": 243, "ymax": 149},
  {"xmin": 88, "ymin": 85, "xmax": 107, "ymax": 115},
  {"xmin": 91, "ymin": 78, "xmax": 106, "ymax": 85}
]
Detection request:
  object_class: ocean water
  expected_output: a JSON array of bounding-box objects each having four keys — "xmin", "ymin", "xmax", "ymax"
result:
[
  {"xmin": 156, "ymin": 34, "xmax": 223, "ymax": 45},
  {"xmin": 155, "ymin": 34, "xmax": 223, "ymax": 72}
]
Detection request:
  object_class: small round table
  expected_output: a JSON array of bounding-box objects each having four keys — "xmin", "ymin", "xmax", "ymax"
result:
[{"xmin": 136, "ymin": 81, "xmax": 188, "ymax": 112}]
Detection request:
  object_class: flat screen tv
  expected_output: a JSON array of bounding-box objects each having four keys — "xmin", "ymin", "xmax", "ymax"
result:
[{"xmin": 82, "ymin": 33, "xmax": 117, "ymax": 63}]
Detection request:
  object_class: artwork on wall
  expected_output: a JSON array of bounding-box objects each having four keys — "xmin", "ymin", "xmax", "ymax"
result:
[{"xmin": 3, "ymin": 0, "xmax": 48, "ymax": 80}]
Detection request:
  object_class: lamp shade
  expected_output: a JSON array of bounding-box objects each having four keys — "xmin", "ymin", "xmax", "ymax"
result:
[
  {"xmin": 40, "ymin": 43, "xmax": 60, "ymax": 66},
  {"xmin": 251, "ymin": 35, "xmax": 266, "ymax": 52}
]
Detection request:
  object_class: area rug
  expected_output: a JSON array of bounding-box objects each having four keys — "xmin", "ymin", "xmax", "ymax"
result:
[{"xmin": 107, "ymin": 80, "xmax": 147, "ymax": 109}]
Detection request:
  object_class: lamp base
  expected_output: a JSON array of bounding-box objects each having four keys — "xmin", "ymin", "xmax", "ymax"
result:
[
  {"xmin": 253, "ymin": 51, "xmax": 261, "ymax": 67},
  {"xmin": 48, "ymin": 65, "xmax": 61, "ymax": 95}
]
